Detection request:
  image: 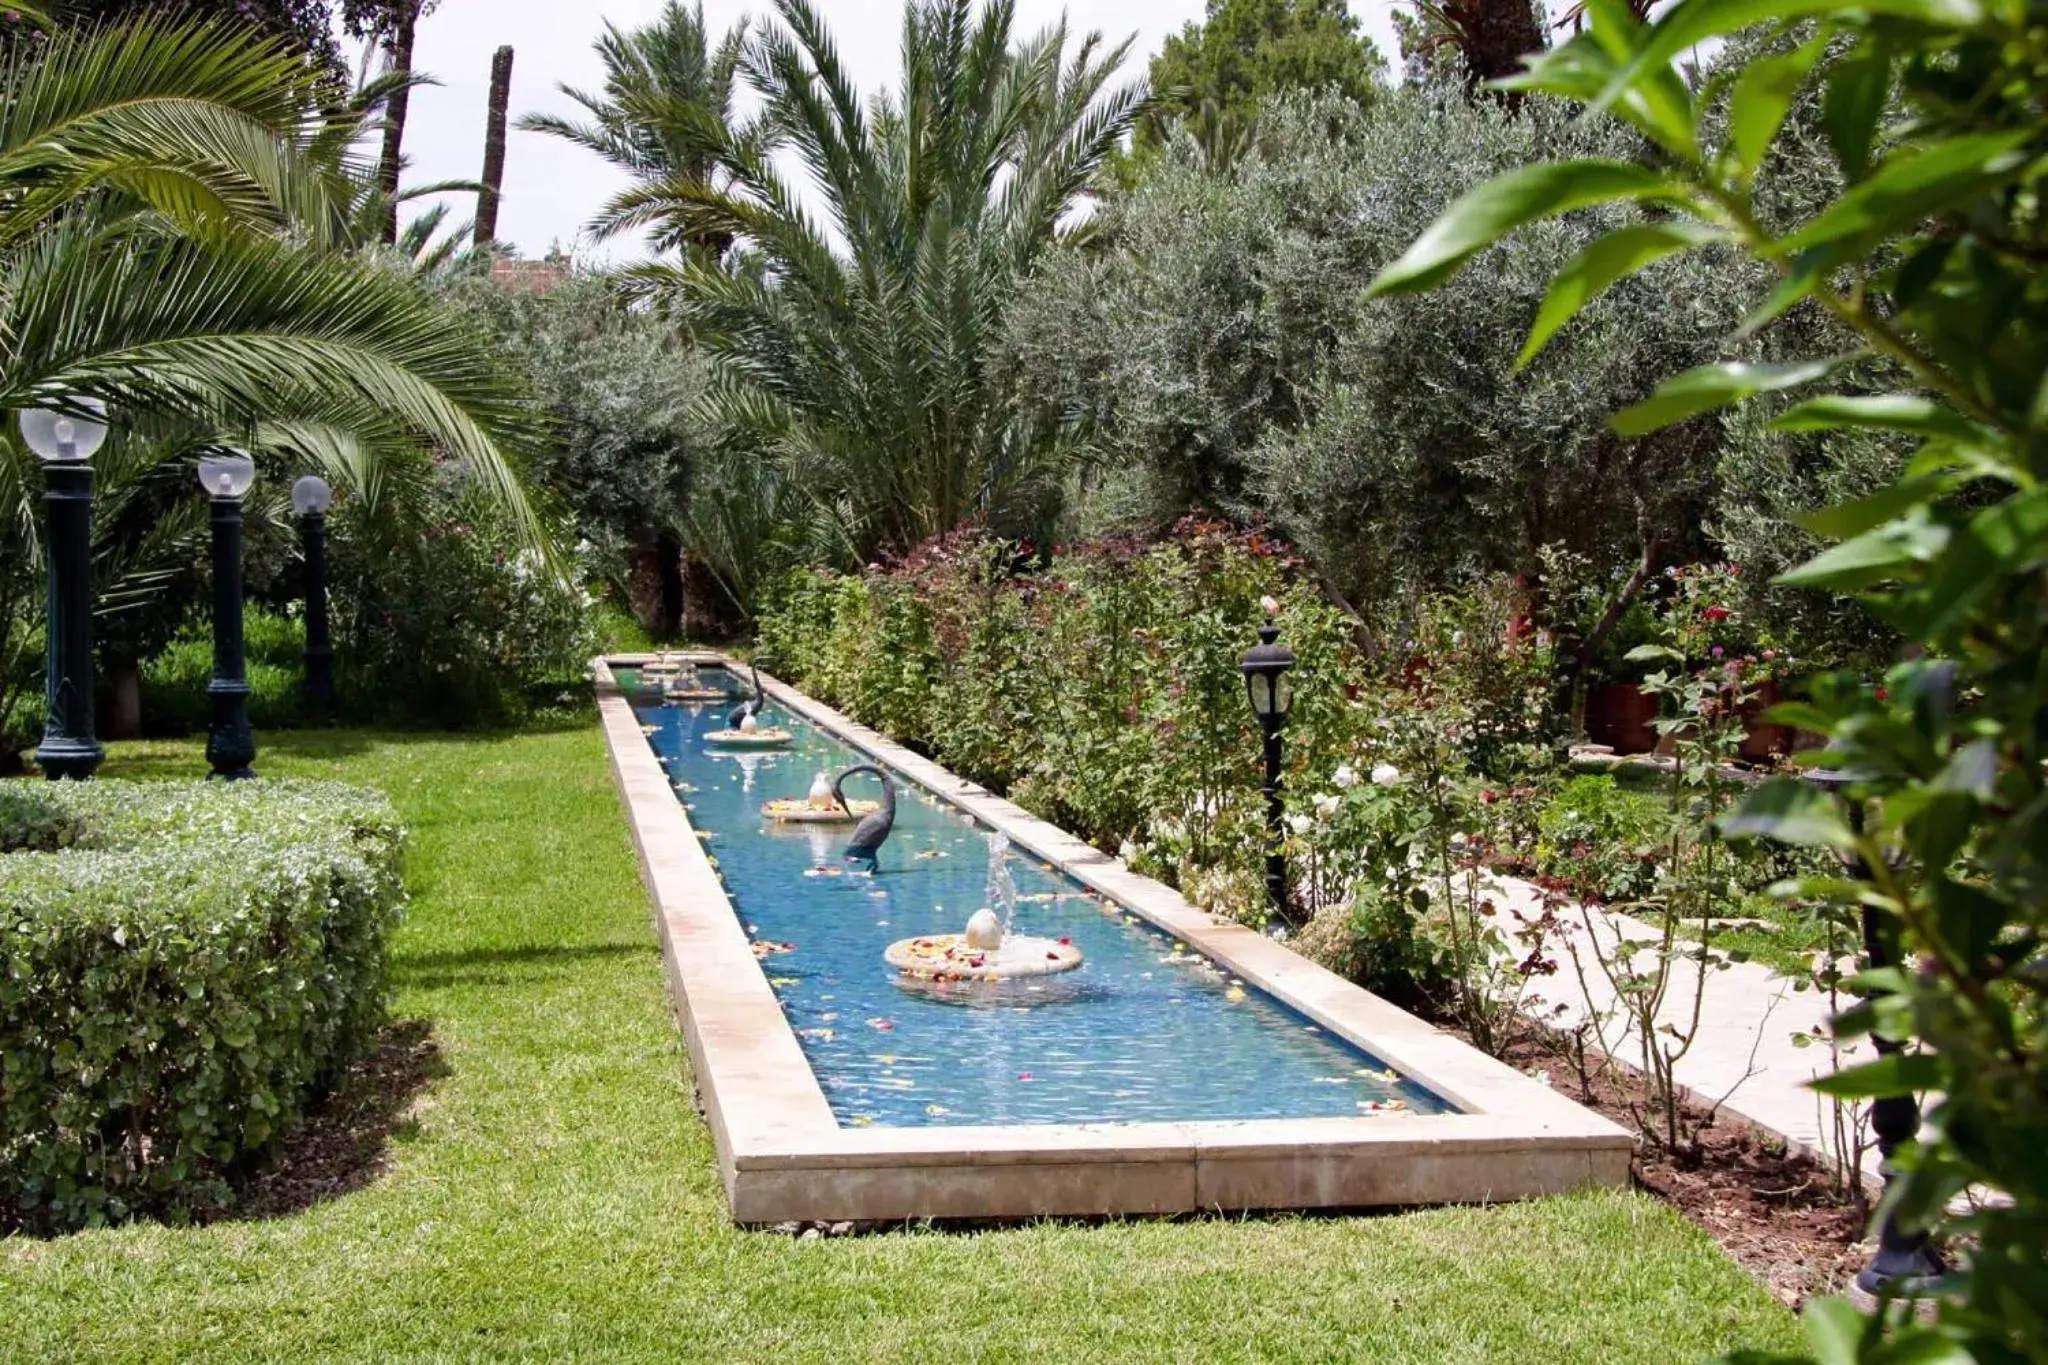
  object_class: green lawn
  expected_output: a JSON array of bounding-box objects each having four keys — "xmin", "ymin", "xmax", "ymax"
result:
[{"xmin": 1, "ymin": 721, "xmax": 1798, "ymax": 1362}]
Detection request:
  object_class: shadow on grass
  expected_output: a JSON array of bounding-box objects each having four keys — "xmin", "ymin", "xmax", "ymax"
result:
[
  {"xmin": 392, "ymin": 940, "xmax": 652, "ymax": 992},
  {"xmin": 230, "ymin": 1018, "xmax": 449, "ymax": 1223}
]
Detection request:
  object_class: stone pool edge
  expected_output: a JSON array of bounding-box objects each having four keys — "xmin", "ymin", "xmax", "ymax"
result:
[{"xmin": 595, "ymin": 655, "xmax": 1632, "ymax": 1225}]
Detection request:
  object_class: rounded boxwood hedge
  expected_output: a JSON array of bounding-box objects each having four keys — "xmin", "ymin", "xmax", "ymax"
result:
[{"xmin": 0, "ymin": 779, "xmax": 405, "ymax": 1231}]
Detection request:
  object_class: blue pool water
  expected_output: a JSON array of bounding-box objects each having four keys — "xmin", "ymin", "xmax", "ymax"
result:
[{"xmin": 622, "ymin": 666, "xmax": 1451, "ymax": 1128}]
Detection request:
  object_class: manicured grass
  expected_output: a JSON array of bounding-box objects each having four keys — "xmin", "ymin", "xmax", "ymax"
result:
[{"xmin": 1, "ymin": 721, "xmax": 1799, "ymax": 1362}]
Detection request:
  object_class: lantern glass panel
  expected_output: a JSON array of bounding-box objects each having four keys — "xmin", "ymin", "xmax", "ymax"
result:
[
  {"xmin": 291, "ymin": 474, "xmax": 333, "ymax": 515},
  {"xmin": 18, "ymin": 398, "xmax": 108, "ymax": 462},
  {"xmin": 1246, "ymin": 671, "xmax": 1273, "ymax": 718},
  {"xmin": 197, "ymin": 452, "xmax": 257, "ymax": 499}
]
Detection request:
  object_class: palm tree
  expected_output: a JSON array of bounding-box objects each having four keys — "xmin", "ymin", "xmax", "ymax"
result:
[
  {"xmin": 1406, "ymin": 0, "xmax": 1547, "ymax": 86},
  {"xmin": 519, "ymin": 1, "xmax": 752, "ymax": 633},
  {"xmin": 518, "ymin": 1, "xmax": 750, "ymax": 260},
  {"xmin": 341, "ymin": 0, "xmax": 441, "ymax": 244},
  {"xmin": 637, "ymin": 0, "xmax": 1146, "ymax": 560},
  {"xmin": 0, "ymin": 16, "xmax": 549, "ymax": 760}
]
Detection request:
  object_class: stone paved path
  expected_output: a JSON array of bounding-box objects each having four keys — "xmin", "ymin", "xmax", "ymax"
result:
[{"xmin": 1483, "ymin": 871, "xmax": 1881, "ymax": 1185}]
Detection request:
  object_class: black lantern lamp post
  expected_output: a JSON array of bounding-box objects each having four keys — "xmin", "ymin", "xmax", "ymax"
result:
[
  {"xmin": 291, "ymin": 474, "xmax": 336, "ymax": 717},
  {"xmin": 199, "ymin": 450, "xmax": 258, "ymax": 780},
  {"xmin": 1239, "ymin": 595, "xmax": 1296, "ymax": 923},
  {"xmin": 1804, "ymin": 761, "xmax": 1946, "ymax": 1296},
  {"xmin": 19, "ymin": 398, "xmax": 109, "ymax": 780}
]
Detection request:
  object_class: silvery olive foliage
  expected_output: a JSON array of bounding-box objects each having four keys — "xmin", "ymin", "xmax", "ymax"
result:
[
  {"xmin": 1011, "ymin": 86, "xmax": 1749, "ymax": 603},
  {"xmin": 1, "ymin": 780, "xmax": 406, "ymax": 1231},
  {"xmin": 439, "ymin": 271, "xmax": 711, "ymax": 573},
  {"xmin": 1251, "ymin": 84, "xmax": 1746, "ymax": 605}
]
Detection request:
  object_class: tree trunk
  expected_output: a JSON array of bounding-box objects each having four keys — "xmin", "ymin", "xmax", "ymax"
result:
[
  {"xmin": 680, "ymin": 549, "xmax": 737, "ymax": 642},
  {"xmin": 106, "ymin": 658, "xmax": 142, "ymax": 740},
  {"xmin": 1465, "ymin": 0, "xmax": 1546, "ymax": 85},
  {"xmin": 375, "ymin": 2, "xmax": 419, "ymax": 246},
  {"xmin": 474, "ymin": 45, "xmax": 513, "ymax": 247},
  {"xmin": 1559, "ymin": 533, "xmax": 1660, "ymax": 734},
  {"xmin": 626, "ymin": 538, "xmax": 683, "ymax": 637}
]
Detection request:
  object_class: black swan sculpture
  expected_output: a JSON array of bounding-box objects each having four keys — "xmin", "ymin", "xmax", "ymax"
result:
[
  {"xmin": 725, "ymin": 661, "xmax": 766, "ymax": 728},
  {"xmin": 833, "ymin": 764, "xmax": 897, "ymax": 863}
]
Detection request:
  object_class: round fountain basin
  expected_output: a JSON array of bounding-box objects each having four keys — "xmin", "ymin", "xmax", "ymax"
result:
[
  {"xmin": 885, "ymin": 933, "xmax": 1083, "ymax": 983},
  {"xmin": 704, "ymin": 728, "xmax": 794, "ymax": 748},
  {"xmin": 761, "ymin": 797, "xmax": 879, "ymax": 824}
]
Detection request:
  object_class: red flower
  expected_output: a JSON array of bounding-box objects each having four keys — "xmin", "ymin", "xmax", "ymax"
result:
[
  {"xmin": 1703, "ymin": 605, "xmax": 1730, "ymax": 622},
  {"xmin": 1479, "ymin": 789, "xmax": 1498, "ymax": 804}
]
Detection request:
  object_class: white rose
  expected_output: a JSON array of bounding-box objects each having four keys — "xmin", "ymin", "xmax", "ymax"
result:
[
  {"xmin": 1312, "ymin": 793, "xmax": 1341, "ymax": 819},
  {"xmin": 1370, "ymin": 763, "xmax": 1401, "ymax": 787},
  {"xmin": 1287, "ymin": 814, "xmax": 1313, "ymax": 836},
  {"xmin": 1333, "ymin": 763, "xmax": 1359, "ymax": 789}
]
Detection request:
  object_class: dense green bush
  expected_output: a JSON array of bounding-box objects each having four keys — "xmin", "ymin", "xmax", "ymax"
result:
[
  {"xmin": 1534, "ymin": 775, "xmax": 1662, "ymax": 903},
  {"xmin": 328, "ymin": 477, "xmax": 597, "ymax": 726},
  {"xmin": 139, "ymin": 608, "xmax": 312, "ymax": 735},
  {"xmin": 0, "ymin": 786, "xmax": 87, "ymax": 853},
  {"xmin": 0, "ymin": 780, "xmax": 405, "ymax": 1231}
]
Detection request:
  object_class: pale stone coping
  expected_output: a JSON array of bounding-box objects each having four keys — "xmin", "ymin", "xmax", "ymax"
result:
[
  {"xmin": 593, "ymin": 654, "xmax": 1632, "ymax": 1223},
  {"xmin": 593, "ymin": 661, "xmax": 836, "ymax": 1186}
]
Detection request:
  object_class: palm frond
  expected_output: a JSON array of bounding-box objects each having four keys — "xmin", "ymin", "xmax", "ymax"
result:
[
  {"xmin": 0, "ymin": 218, "xmax": 550, "ymax": 552},
  {"xmin": 628, "ymin": 0, "xmax": 1140, "ymax": 557}
]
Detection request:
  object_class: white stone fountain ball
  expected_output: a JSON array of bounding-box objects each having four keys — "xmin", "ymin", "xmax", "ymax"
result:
[
  {"xmin": 963, "ymin": 908, "xmax": 1004, "ymax": 950},
  {"xmin": 739, "ymin": 712, "xmax": 760, "ymax": 733}
]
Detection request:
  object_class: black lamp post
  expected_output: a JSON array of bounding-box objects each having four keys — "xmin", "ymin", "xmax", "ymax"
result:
[
  {"xmin": 199, "ymin": 450, "xmax": 257, "ymax": 780},
  {"xmin": 1804, "ymin": 763, "xmax": 1945, "ymax": 1296},
  {"xmin": 1239, "ymin": 596, "xmax": 1296, "ymax": 923},
  {"xmin": 19, "ymin": 398, "xmax": 109, "ymax": 780},
  {"xmin": 291, "ymin": 474, "xmax": 336, "ymax": 717}
]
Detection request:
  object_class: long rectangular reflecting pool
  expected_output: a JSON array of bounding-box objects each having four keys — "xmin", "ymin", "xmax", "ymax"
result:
[
  {"xmin": 598, "ymin": 655, "xmax": 1633, "ymax": 1224},
  {"xmin": 618, "ymin": 664, "xmax": 1450, "ymax": 1129}
]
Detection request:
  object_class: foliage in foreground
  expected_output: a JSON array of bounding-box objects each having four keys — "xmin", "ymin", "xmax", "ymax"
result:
[
  {"xmin": 0, "ymin": 779, "xmax": 404, "ymax": 1231},
  {"xmin": 1370, "ymin": 0, "xmax": 2047, "ymax": 1355}
]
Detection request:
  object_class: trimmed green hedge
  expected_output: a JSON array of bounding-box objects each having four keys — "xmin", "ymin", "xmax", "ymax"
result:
[{"xmin": 1, "ymin": 780, "xmax": 405, "ymax": 1231}]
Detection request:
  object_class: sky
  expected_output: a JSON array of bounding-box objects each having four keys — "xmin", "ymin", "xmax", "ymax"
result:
[{"xmin": 354, "ymin": 0, "xmax": 1408, "ymax": 263}]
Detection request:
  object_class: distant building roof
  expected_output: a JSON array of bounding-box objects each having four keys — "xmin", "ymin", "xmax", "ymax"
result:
[{"xmin": 490, "ymin": 256, "xmax": 570, "ymax": 295}]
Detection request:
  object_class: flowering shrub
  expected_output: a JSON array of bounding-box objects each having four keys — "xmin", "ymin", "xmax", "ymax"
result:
[
  {"xmin": 1384, "ymin": 574, "xmax": 1559, "ymax": 776},
  {"xmin": 1, "ymin": 780, "xmax": 405, "ymax": 1231},
  {"xmin": 757, "ymin": 521, "xmax": 1364, "ymax": 924}
]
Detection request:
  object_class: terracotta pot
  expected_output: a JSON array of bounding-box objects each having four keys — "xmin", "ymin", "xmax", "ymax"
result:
[
  {"xmin": 1738, "ymin": 678, "xmax": 1787, "ymax": 762},
  {"xmin": 1586, "ymin": 682, "xmax": 1658, "ymax": 754}
]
